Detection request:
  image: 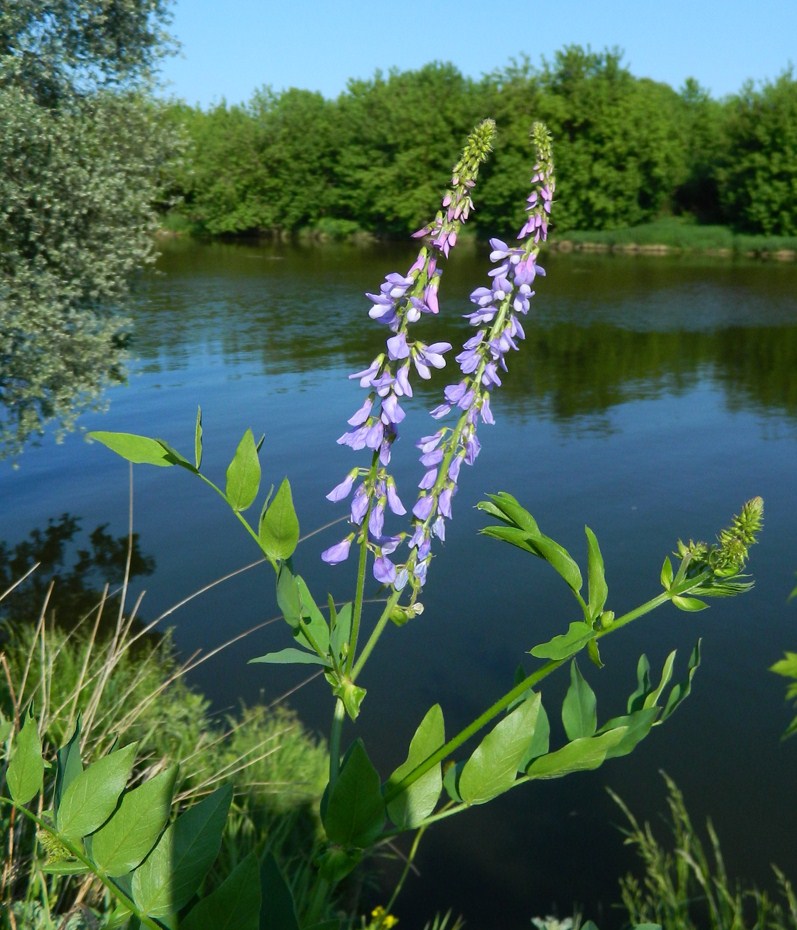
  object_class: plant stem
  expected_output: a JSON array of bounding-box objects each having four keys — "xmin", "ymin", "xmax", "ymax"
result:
[
  {"xmin": 328, "ymin": 698, "xmax": 345, "ymax": 785},
  {"xmin": 351, "ymin": 590, "xmax": 401, "ymax": 681},
  {"xmin": 384, "ymin": 823, "xmax": 429, "ymax": 916},
  {"xmin": 345, "ymin": 530, "xmax": 371, "ymax": 676}
]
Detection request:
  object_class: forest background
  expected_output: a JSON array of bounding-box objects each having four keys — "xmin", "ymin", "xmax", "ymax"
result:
[{"xmin": 160, "ymin": 49, "xmax": 797, "ymax": 243}]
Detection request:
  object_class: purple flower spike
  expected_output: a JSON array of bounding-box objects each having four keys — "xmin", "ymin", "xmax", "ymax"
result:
[{"xmin": 322, "ymin": 536, "xmax": 353, "ymax": 564}]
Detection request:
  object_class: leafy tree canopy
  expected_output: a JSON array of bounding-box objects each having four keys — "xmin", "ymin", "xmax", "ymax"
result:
[
  {"xmin": 0, "ymin": 0, "xmax": 173, "ymax": 103},
  {"xmin": 0, "ymin": 0, "xmax": 176, "ymax": 457}
]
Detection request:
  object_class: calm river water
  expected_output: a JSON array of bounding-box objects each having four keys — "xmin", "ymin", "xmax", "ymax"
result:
[{"xmin": 3, "ymin": 239, "xmax": 797, "ymax": 928}]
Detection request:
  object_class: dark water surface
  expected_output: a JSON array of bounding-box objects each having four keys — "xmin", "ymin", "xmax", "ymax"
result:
[{"xmin": 3, "ymin": 240, "xmax": 797, "ymax": 928}]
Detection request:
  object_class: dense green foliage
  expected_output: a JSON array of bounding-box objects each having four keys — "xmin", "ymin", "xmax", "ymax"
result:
[
  {"xmin": 0, "ymin": 0, "xmax": 177, "ymax": 456},
  {"xmin": 162, "ymin": 49, "xmax": 797, "ymax": 242}
]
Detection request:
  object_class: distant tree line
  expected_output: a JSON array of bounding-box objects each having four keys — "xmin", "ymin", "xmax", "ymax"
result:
[{"xmin": 162, "ymin": 47, "xmax": 797, "ymax": 240}]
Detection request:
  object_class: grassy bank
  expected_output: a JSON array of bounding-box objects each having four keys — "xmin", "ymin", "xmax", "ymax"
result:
[
  {"xmin": 159, "ymin": 212, "xmax": 797, "ymax": 260},
  {"xmin": 554, "ymin": 217, "xmax": 797, "ymax": 260}
]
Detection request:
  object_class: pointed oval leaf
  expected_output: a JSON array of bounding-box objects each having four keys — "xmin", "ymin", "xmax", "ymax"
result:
[
  {"xmin": 532, "ymin": 534, "xmax": 583, "ymax": 592},
  {"xmin": 627, "ymin": 654, "xmax": 652, "ymax": 713},
  {"xmin": 671, "ymin": 595, "xmax": 709, "ymax": 612},
  {"xmin": 6, "ymin": 709, "xmax": 44, "ymax": 805},
  {"xmin": 330, "ymin": 602, "xmax": 353, "ymax": 663},
  {"xmin": 527, "ymin": 728, "xmax": 627, "ymax": 779},
  {"xmin": 322, "ymin": 739, "xmax": 384, "ymax": 848},
  {"xmin": 660, "ymin": 639, "xmax": 702, "ymax": 722},
  {"xmin": 89, "ymin": 432, "xmax": 178, "ymax": 468},
  {"xmin": 585, "ymin": 526, "xmax": 608, "ymax": 619},
  {"xmin": 92, "ymin": 765, "xmax": 178, "ymax": 877},
  {"xmin": 530, "ymin": 621, "xmax": 595, "ymax": 660},
  {"xmin": 259, "ymin": 477, "xmax": 300, "ymax": 560},
  {"xmin": 249, "ymin": 648, "xmax": 330, "ymax": 667},
  {"xmin": 57, "ymin": 743, "xmax": 138, "ymax": 842},
  {"xmin": 55, "ymin": 718, "xmax": 83, "ymax": 813},
  {"xmin": 386, "ymin": 704, "xmax": 445, "ymax": 829},
  {"xmin": 131, "ymin": 783, "xmax": 232, "ymax": 919},
  {"xmin": 598, "ymin": 707, "xmax": 659, "ymax": 759},
  {"xmin": 477, "ymin": 493, "xmax": 540, "ymax": 532},
  {"xmin": 660, "ymin": 556, "xmax": 674, "ymax": 589},
  {"xmin": 194, "ymin": 406, "xmax": 203, "ymax": 470},
  {"xmin": 459, "ymin": 694, "xmax": 541, "ymax": 805},
  {"xmin": 181, "ymin": 852, "xmax": 261, "ymax": 930},
  {"xmin": 260, "ymin": 853, "xmax": 299, "ymax": 930},
  {"xmin": 562, "ymin": 661, "xmax": 597, "ymax": 741},
  {"xmin": 225, "ymin": 429, "xmax": 261, "ymax": 512}
]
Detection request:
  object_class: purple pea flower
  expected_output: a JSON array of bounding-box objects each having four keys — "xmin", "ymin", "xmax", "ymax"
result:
[{"xmin": 322, "ymin": 535, "xmax": 353, "ymax": 565}]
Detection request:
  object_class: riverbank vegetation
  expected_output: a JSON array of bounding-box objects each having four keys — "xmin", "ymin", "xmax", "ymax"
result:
[{"xmin": 159, "ymin": 49, "xmax": 797, "ymax": 246}]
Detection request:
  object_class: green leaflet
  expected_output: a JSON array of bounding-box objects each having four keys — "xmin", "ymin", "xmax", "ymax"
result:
[
  {"xmin": 260, "ymin": 853, "xmax": 300, "ymax": 930},
  {"xmin": 89, "ymin": 431, "xmax": 187, "ymax": 469},
  {"xmin": 530, "ymin": 621, "xmax": 595, "ymax": 660},
  {"xmin": 194, "ymin": 406, "xmax": 203, "ymax": 470},
  {"xmin": 330, "ymin": 602, "xmax": 353, "ymax": 665},
  {"xmin": 660, "ymin": 639, "xmax": 702, "ymax": 722},
  {"xmin": 585, "ymin": 525, "xmax": 609, "ymax": 620},
  {"xmin": 322, "ymin": 739, "xmax": 384, "ymax": 848},
  {"xmin": 91, "ymin": 765, "xmax": 178, "ymax": 877},
  {"xmin": 181, "ymin": 852, "xmax": 261, "ymax": 930},
  {"xmin": 561, "ymin": 661, "xmax": 597, "ymax": 740},
  {"xmin": 275, "ymin": 563, "xmax": 330, "ymax": 655},
  {"xmin": 131, "ymin": 784, "xmax": 232, "ymax": 921},
  {"xmin": 57, "ymin": 743, "xmax": 138, "ymax": 843},
  {"xmin": 478, "ymin": 494, "xmax": 583, "ymax": 592},
  {"xmin": 249, "ymin": 647, "xmax": 330, "ymax": 667},
  {"xmin": 459, "ymin": 694, "xmax": 541, "ymax": 805},
  {"xmin": 258, "ymin": 477, "xmax": 300, "ymax": 560},
  {"xmin": 527, "ymin": 728, "xmax": 628, "ymax": 779},
  {"xmin": 6, "ymin": 707, "xmax": 44, "ymax": 805},
  {"xmin": 386, "ymin": 704, "xmax": 445, "ymax": 829},
  {"xmin": 598, "ymin": 707, "xmax": 659, "ymax": 760},
  {"xmin": 225, "ymin": 428, "xmax": 261, "ymax": 512},
  {"xmin": 476, "ymin": 492, "xmax": 540, "ymax": 532},
  {"xmin": 54, "ymin": 718, "xmax": 83, "ymax": 813}
]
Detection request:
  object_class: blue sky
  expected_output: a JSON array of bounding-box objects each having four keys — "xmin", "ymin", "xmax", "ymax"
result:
[{"xmin": 158, "ymin": 0, "xmax": 795, "ymax": 108}]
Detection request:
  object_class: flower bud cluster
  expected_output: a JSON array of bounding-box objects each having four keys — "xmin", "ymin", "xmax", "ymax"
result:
[
  {"xmin": 676, "ymin": 496, "xmax": 764, "ymax": 579},
  {"xmin": 322, "ymin": 122, "xmax": 497, "ymax": 579}
]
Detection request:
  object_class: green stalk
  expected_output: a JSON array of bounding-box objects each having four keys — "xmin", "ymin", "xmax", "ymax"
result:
[
  {"xmin": 345, "ymin": 526, "xmax": 371, "ymax": 677},
  {"xmin": 328, "ymin": 698, "xmax": 346, "ymax": 785},
  {"xmin": 383, "ymin": 822, "xmax": 430, "ymax": 916},
  {"xmin": 195, "ymin": 473, "xmax": 278, "ymax": 572},
  {"xmin": 351, "ymin": 589, "xmax": 402, "ymax": 681},
  {"xmin": 0, "ymin": 798, "xmax": 164, "ymax": 930}
]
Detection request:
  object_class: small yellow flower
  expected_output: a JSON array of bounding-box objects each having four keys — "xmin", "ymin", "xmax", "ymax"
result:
[{"xmin": 370, "ymin": 905, "xmax": 399, "ymax": 929}]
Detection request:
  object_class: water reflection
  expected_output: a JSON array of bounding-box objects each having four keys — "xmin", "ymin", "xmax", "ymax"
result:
[
  {"xmin": 131, "ymin": 242, "xmax": 797, "ymax": 431},
  {"xmin": 0, "ymin": 514, "xmax": 155, "ymax": 637}
]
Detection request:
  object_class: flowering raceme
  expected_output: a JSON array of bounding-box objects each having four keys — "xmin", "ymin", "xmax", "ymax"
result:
[{"xmin": 323, "ymin": 122, "xmax": 555, "ymax": 601}]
